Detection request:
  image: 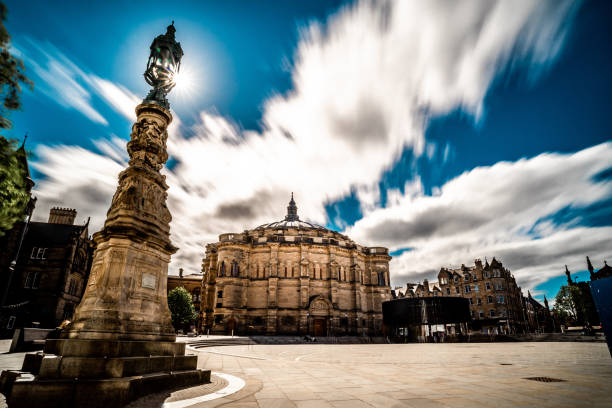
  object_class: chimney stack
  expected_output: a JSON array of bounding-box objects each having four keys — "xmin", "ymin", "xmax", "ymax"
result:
[
  {"xmin": 179, "ymin": 268, "xmax": 184, "ymax": 278},
  {"xmin": 48, "ymin": 207, "xmax": 77, "ymax": 225}
]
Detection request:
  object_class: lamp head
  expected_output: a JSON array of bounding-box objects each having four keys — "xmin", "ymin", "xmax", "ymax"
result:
[{"xmin": 144, "ymin": 21, "xmax": 184, "ymax": 109}]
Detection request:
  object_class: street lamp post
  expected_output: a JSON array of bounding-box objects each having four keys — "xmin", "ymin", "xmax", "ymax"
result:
[{"xmin": 2, "ymin": 23, "xmax": 211, "ymax": 408}]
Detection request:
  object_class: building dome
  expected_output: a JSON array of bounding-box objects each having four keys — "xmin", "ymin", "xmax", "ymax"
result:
[
  {"xmin": 200, "ymin": 194, "xmax": 392, "ymax": 337},
  {"xmin": 254, "ymin": 193, "xmax": 328, "ymax": 231}
]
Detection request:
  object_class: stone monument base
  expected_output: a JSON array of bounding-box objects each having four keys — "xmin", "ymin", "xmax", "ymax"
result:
[{"xmin": 0, "ymin": 339, "xmax": 210, "ymax": 407}]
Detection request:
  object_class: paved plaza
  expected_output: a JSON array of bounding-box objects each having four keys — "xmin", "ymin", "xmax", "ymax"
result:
[{"xmin": 2, "ymin": 341, "xmax": 611, "ymax": 407}]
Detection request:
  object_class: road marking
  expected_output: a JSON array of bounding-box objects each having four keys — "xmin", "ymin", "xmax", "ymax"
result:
[
  {"xmin": 295, "ymin": 350, "xmax": 325, "ymax": 361},
  {"xmin": 161, "ymin": 372, "xmax": 246, "ymax": 408}
]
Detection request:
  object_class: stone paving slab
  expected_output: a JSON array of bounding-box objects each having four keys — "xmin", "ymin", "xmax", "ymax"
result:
[
  {"xmin": 191, "ymin": 342, "xmax": 612, "ymax": 408},
  {"xmin": 2, "ymin": 342, "xmax": 611, "ymax": 407}
]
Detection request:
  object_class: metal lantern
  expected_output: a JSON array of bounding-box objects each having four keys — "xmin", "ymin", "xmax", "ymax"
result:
[{"xmin": 144, "ymin": 22, "xmax": 184, "ymax": 109}]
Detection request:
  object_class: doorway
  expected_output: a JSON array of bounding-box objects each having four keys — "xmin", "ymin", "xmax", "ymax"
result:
[
  {"xmin": 313, "ymin": 318, "xmax": 327, "ymax": 336},
  {"xmin": 226, "ymin": 318, "xmax": 237, "ymax": 335}
]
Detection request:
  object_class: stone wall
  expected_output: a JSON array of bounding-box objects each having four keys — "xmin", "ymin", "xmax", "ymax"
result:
[{"xmin": 201, "ymin": 217, "xmax": 391, "ymax": 336}]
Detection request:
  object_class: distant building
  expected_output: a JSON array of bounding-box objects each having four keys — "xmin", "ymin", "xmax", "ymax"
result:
[
  {"xmin": 201, "ymin": 195, "xmax": 392, "ymax": 336},
  {"xmin": 394, "ymin": 258, "xmax": 525, "ymax": 334},
  {"xmin": 167, "ymin": 268, "xmax": 202, "ymax": 329},
  {"xmin": 0, "ymin": 206, "xmax": 94, "ymax": 337},
  {"xmin": 523, "ymin": 291, "xmax": 554, "ymax": 333},
  {"xmin": 587, "ymin": 256, "xmax": 612, "ymax": 281},
  {"xmin": 0, "ymin": 139, "xmax": 94, "ymax": 337},
  {"xmin": 565, "ymin": 261, "xmax": 601, "ymax": 327}
]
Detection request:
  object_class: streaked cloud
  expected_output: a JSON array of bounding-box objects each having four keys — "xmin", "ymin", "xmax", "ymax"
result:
[
  {"xmin": 346, "ymin": 143, "xmax": 612, "ymax": 290},
  {"xmin": 28, "ymin": 0, "xmax": 587, "ymax": 289}
]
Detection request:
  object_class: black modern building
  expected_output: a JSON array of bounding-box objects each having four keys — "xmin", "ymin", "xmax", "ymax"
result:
[{"xmin": 383, "ymin": 297, "xmax": 470, "ymax": 342}]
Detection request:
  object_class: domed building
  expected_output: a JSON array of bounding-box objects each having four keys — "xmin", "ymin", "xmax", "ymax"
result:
[{"xmin": 200, "ymin": 195, "xmax": 392, "ymax": 336}]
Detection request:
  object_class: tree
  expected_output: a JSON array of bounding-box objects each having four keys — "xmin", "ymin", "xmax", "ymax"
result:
[
  {"xmin": 167, "ymin": 286, "xmax": 197, "ymax": 332},
  {"xmin": 0, "ymin": 3, "xmax": 34, "ymax": 236},
  {"xmin": 553, "ymin": 285, "xmax": 579, "ymax": 326},
  {"xmin": 0, "ymin": 2, "xmax": 33, "ymax": 129},
  {"xmin": 0, "ymin": 136, "xmax": 29, "ymax": 237}
]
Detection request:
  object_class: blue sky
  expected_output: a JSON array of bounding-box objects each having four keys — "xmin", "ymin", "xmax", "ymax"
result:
[{"xmin": 3, "ymin": 0, "xmax": 611, "ymax": 303}]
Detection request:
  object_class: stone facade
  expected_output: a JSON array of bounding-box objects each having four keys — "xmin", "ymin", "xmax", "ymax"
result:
[
  {"xmin": 63, "ymin": 102, "xmax": 177, "ymax": 342},
  {"xmin": 394, "ymin": 258, "xmax": 525, "ymax": 334},
  {"xmin": 0, "ymin": 207, "xmax": 93, "ymax": 336},
  {"xmin": 201, "ymin": 196, "xmax": 392, "ymax": 336}
]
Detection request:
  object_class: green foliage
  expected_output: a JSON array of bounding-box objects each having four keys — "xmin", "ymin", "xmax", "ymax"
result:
[
  {"xmin": 553, "ymin": 284, "xmax": 599, "ymax": 327},
  {"xmin": 553, "ymin": 285, "xmax": 579, "ymax": 325},
  {"xmin": 0, "ymin": 2, "xmax": 33, "ymax": 129},
  {"xmin": 167, "ymin": 286, "xmax": 197, "ymax": 330},
  {"xmin": 0, "ymin": 136, "xmax": 29, "ymax": 236}
]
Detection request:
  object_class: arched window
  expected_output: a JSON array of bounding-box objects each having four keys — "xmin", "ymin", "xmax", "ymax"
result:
[
  {"xmin": 378, "ymin": 271, "xmax": 385, "ymax": 286},
  {"xmin": 218, "ymin": 262, "xmax": 225, "ymax": 277},
  {"xmin": 284, "ymin": 266, "xmax": 288, "ymax": 277},
  {"xmin": 231, "ymin": 261, "xmax": 239, "ymax": 277}
]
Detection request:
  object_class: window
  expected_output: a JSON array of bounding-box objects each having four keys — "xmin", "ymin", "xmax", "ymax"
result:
[
  {"xmin": 490, "ymin": 310, "xmax": 495, "ymax": 317},
  {"xmin": 483, "ymin": 271, "xmax": 489, "ymax": 278},
  {"xmin": 494, "ymin": 269, "xmax": 501, "ymax": 277},
  {"xmin": 485, "ymin": 282, "xmax": 491, "ymax": 290},
  {"xmin": 497, "ymin": 295, "xmax": 505, "ymax": 304},
  {"xmin": 464, "ymin": 275, "xmax": 469, "ymax": 281},
  {"xmin": 487, "ymin": 296, "xmax": 493, "ymax": 304},
  {"xmin": 218, "ymin": 262, "xmax": 225, "ymax": 277},
  {"xmin": 253, "ymin": 316, "xmax": 263, "ymax": 325},
  {"xmin": 477, "ymin": 298, "xmax": 482, "ymax": 305},
  {"xmin": 455, "ymin": 287, "xmax": 460, "ymax": 294},
  {"xmin": 454, "ymin": 276, "xmax": 459, "ymax": 283},
  {"xmin": 464, "ymin": 285, "xmax": 471, "ymax": 293},
  {"xmin": 63, "ymin": 304, "xmax": 74, "ymax": 320},
  {"xmin": 469, "ymin": 298, "xmax": 473, "ymax": 305},
  {"xmin": 214, "ymin": 315, "xmax": 223, "ymax": 324},
  {"xmin": 474, "ymin": 285, "xmax": 479, "ymax": 292},
  {"xmin": 231, "ymin": 261, "xmax": 239, "ymax": 277},
  {"xmin": 470, "ymin": 310, "xmax": 474, "ymax": 318},
  {"xmin": 31, "ymin": 272, "xmax": 41, "ymax": 289},
  {"xmin": 7, "ymin": 316, "xmax": 16, "ymax": 329},
  {"xmin": 495, "ymin": 282, "xmax": 504, "ymax": 291},
  {"xmin": 217, "ymin": 290, "xmax": 223, "ymax": 298},
  {"xmin": 24, "ymin": 272, "xmax": 35, "ymax": 288},
  {"xmin": 478, "ymin": 310, "xmax": 484, "ymax": 318},
  {"xmin": 216, "ymin": 302, "xmax": 222, "ymax": 308},
  {"xmin": 378, "ymin": 271, "xmax": 385, "ymax": 286},
  {"xmin": 446, "ymin": 288, "xmax": 450, "ymax": 295},
  {"xmin": 68, "ymin": 279, "xmax": 77, "ymax": 296}
]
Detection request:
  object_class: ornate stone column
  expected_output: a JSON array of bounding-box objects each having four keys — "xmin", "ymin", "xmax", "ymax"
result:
[
  {"xmin": 62, "ymin": 102, "xmax": 176, "ymax": 342},
  {"xmin": 1, "ymin": 24, "xmax": 211, "ymax": 408}
]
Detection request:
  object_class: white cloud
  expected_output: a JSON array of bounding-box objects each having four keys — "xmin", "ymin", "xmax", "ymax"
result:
[
  {"xmin": 87, "ymin": 77, "xmax": 140, "ymax": 122},
  {"xmin": 18, "ymin": 40, "xmax": 108, "ymax": 125},
  {"xmin": 29, "ymin": 0, "xmax": 582, "ymax": 278},
  {"xmin": 346, "ymin": 143, "xmax": 612, "ymax": 290},
  {"xmin": 16, "ymin": 38, "xmax": 142, "ymax": 125}
]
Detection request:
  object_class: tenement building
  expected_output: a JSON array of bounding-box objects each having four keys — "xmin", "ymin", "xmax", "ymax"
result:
[
  {"xmin": 0, "ymin": 141, "xmax": 94, "ymax": 336},
  {"xmin": 394, "ymin": 258, "xmax": 525, "ymax": 334},
  {"xmin": 201, "ymin": 195, "xmax": 392, "ymax": 336},
  {"xmin": 1, "ymin": 207, "xmax": 94, "ymax": 335}
]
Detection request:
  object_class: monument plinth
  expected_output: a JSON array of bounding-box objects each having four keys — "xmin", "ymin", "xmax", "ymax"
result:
[{"xmin": 1, "ymin": 23, "xmax": 210, "ymax": 408}]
